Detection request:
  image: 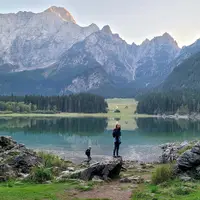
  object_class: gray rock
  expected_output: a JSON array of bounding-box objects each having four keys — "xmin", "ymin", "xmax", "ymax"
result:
[
  {"xmin": 10, "ymin": 152, "xmax": 42, "ymax": 174},
  {"xmin": 59, "ymin": 158, "xmax": 122, "ymax": 181},
  {"xmin": 92, "ymin": 176, "xmax": 104, "ymax": 182},
  {"xmin": 159, "ymin": 143, "xmax": 179, "ymax": 163},
  {"xmin": 45, "ymin": 181, "xmax": 52, "ymax": 184},
  {"xmin": 67, "ymin": 167, "xmax": 75, "ymax": 172},
  {"xmin": 180, "ymin": 141, "xmax": 189, "ymax": 149},
  {"xmin": 179, "ymin": 175, "xmax": 192, "ymax": 182},
  {"xmin": 177, "ymin": 150, "xmax": 200, "ymax": 169},
  {"xmin": 18, "ymin": 173, "xmax": 29, "ymax": 179},
  {"xmin": 196, "ymin": 166, "xmax": 200, "ymax": 172},
  {"xmin": 120, "ymin": 177, "xmax": 132, "ymax": 183},
  {"xmin": 0, "ymin": 136, "xmax": 42, "ymax": 182},
  {"xmin": 120, "ymin": 176, "xmax": 144, "ymax": 184},
  {"xmin": 0, "ymin": 164, "xmax": 16, "ymax": 181},
  {"xmin": 191, "ymin": 143, "xmax": 200, "ymax": 155},
  {"xmin": 131, "ymin": 176, "xmax": 144, "ymax": 184},
  {"xmin": 0, "ymin": 136, "xmax": 16, "ymax": 151}
]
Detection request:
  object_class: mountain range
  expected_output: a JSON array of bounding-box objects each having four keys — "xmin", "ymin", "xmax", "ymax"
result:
[{"xmin": 0, "ymin": 6, "xmax": 200, "ymax": 97}]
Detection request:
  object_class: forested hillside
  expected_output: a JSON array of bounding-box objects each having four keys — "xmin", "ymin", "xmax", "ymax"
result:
[
  {"xmin": 0, "ymin": 93, "xmax": 108, "ymax": 114},
  {"xmin": 162, "ymin": 52, "xmax": 200, "ymax": 90},
  {"xmin": 136, "ymin": 90, "xmax": 200, "ymax": 115}
]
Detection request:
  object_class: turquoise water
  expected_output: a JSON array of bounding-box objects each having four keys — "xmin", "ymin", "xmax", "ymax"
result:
[{"xmin": 0, "ymin": 117, "xmax": 200, "ymax": 163}]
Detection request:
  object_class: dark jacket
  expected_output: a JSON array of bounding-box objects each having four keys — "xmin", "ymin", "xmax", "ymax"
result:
[
  {"xmin": 112, "ymin": 128, "xmax": 121, "ymax": 143},
  {"xmin": 85, "ymin": 149, "xmax": 91, "ymax": 157}
]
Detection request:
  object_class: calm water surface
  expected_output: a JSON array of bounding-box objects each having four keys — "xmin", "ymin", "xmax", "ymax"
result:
[{"xmin": 0, "ymin": 117, "xmax": 200, "ymax": 163}]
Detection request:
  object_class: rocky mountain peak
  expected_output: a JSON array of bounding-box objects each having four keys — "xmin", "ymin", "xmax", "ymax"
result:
[
  {"xmin": 101, "ymin": 25, "xmax": 112, "ymax": 34},
  {"xmin": 153, "ymin": 32, "xmax": 179, "ymax": 48},
  {"xmin": 45, "ymin": 6, "xmax": 76, "ymax": 23},
  {"xmin": 162, "ymin": 32, "xmax": 173, "ymax": 39},
  {"xmin": 141, "ymin": 39, "xmax": 150, "ymax": 46}
]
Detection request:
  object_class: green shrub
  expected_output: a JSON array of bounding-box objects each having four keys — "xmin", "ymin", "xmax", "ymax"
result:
[
  {"xmin": 149, "ymin": 185, "xmax": 158, "ymax": 193},
  {"xmin": 38, "ymin": 152, "xmax": 68, "ymax": 169},
  {"xmin": 133, "ymin": 192, "xmax": 152, "ymax": 199},
  {"xmin": 29, "ymin": 166, "xmax": 53, "ymax": 183},
  {"xmin": 173, "ymin": 186, "xmax": 193, "ymax": 195},
  {"xmin": 151, "ymin": 164, "xmax": 173, "ymax": 185}
]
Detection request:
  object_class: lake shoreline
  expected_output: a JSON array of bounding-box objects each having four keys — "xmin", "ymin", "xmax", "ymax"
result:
[
  {"xmin": 0, "ymin": 112, "xmax": 154, "ymax": 119},
  {"xmin": 156, "ymin": 113, "xmax": 200, "ymax": 120}
]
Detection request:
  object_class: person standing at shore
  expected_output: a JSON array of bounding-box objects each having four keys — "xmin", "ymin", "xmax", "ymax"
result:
[
  {"xmin": 112, "ymin": 123, "xmax": 121, "ymax": 158},
  {"xmin": 85, "ymin": 146, "xmax": 92, "ymax": 163}
]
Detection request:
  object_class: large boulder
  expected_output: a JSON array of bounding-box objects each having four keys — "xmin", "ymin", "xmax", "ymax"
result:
[
  {"xmin": 0, "ymin": 136, "xmax": 42, "ymax": 181},
  {"xmin": 175, "ymin": 142, "xmax": 200, "ymax": 180},
  {"xmin": 159, "ymin": 141, "xmax": 192, "ymax": 163},
  {"xmin": 10, "ymin": 152, "xmax": 42, "ymax": 174},
  {"xmin": 0, "ymin": 136, "xmax": 17, "ymax": 151},
  {"xmin": 58, "ymin": 158, "xmax": 122, "ymax": 181},
  {"xmin": 177, "ymin": 143, "xmax": 200, "ymax": 170},
  {"xmin": 0, "ymin": 164, "xmax": 16, "ymax": 181}
]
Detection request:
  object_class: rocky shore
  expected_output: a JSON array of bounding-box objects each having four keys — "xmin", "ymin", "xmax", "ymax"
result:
[
  {"xmin": 159, "ymin": 140, "xmax": 200, "ymax": 180},
  {"xmin": 2, "ymin": 135, "xmax": 200, "ymax": 185},
  {"xmin": 0, "ymin": 136, "xmax": 124, "ymax": 182}
]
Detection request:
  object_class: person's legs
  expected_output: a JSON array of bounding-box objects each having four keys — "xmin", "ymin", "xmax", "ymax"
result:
[
  {"xmin": 113, "ymin": 142, "xmax": 117, "ymax": 157},
  {"xmin": 89, "ymin": 156, "xmax": 92, "ymax": 162},
  {"xmin": 116, "ymin": 143, "xmax": 120, "ymax": 157}
]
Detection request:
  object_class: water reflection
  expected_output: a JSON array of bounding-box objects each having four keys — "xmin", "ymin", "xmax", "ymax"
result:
[
  {"xmin": 0, "ymin": 117, "xmax": 108, "ymax": 135},
  {"xmin": 0, "ymin": 117, "xmax": 200, "ymax": 163}
]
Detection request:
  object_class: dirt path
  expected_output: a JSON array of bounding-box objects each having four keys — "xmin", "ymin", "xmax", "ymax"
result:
[{"xmin": 73, "ymin": 182, "xmax": 133, "ymax": 200}]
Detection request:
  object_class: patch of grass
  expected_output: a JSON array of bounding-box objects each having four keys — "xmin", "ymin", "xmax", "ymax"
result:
[
  {"xmin": 151, "ymin": 164, "xmax": 173, "ymax": 185},
  {"xmin": 38, "ymin": 151, "xmax": 70, "ymax": 169},
  {"xmin": 149, "ymin": 184, "xmax": 159, "ymax": 193},
  {"xmin": 0, "ymin": 181, "xmax": 80, "ymax": 200},
  {"xmin": 73, "ymin": 199, "xmax": 111, "ymax": 200},
  {"xmin": 28, "ymin": 166, "xmax": 53, "ymax": 183},
  {"xmin": 173, "ymin": 186, "xmax": 193, "ymax": 195},
  {"xmin": 75, "ymin": 182, "xmax": 95, "ymax": 191},
  {"xmin": 178, "ymin": 145, "xmax": 193, "ymax": 155},
  {"xmin": 132, "ymin": 179, "xmax": 200, "ymax": 200}
]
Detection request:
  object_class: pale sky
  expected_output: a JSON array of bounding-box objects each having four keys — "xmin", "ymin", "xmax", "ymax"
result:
[{"xmin": 0, "ymin": 0, "xmax": 199, "ymax": 47}]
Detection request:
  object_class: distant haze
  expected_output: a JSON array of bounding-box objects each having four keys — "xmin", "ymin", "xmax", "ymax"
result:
[{"xmin": 0, "ymin": 0, "xmax": 199, "ymax": 47}]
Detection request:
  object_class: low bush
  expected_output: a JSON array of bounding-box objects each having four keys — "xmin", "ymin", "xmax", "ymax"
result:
[
  {"xmin": 38, "ymin": 152, "xmax": 68, "ymax": 169},
  {"xmin": 29, "ymin": 166, "xmax": 53, "ymax": 183},
  {"xmin": 151, "ymin": 164, "xmax": 173, "ymax": 185},
  {"xmin": 173, "ymin": 186, "xmax": 193, "ymax": 195},
  {"xmin": 149, "ymin": 185, "xmax": 158, "ymax": 193}
]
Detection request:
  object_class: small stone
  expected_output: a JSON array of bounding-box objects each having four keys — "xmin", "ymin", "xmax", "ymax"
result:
[
  {"xmin": 130, "ymin": 184, "xmax": 138, "ymax": 189},
  {"xmin": 92, "ymin": 176, "xmax": 104, "ymax": 182},
  {"xmin": 179, "ymin": 175, "xmax": 192, "ymax": 182},
  {"xmin": 145, "ymin": 180, "xmax": 151, "ymax": 183},
  {"xmin": 18, "ymin": 173, "xmax": 29, "ymax": 179},
  {"xmin": 120, "ymin": 177, "xmax": 132, "ymax": 183},
  {"xmin": 67, "ymin": 167, "xmax": 75, "ymax": 172},
  {"xmin": 132, "ymin": 177, "xmax": 144, "ymax": 184},
  {"xmin": 45, "ymin": 181, "xmax": 52, "ymax": 184}
]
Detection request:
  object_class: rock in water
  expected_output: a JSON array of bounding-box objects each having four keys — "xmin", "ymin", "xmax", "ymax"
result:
[{"xmin": 58, "ymin": 158, "xmax": 122, "ymax": 181}]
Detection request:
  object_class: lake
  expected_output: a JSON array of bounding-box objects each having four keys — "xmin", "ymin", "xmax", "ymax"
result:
[{"xmin": 0, "ymin": 117, "xmax": 200, "ymax": 163}]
